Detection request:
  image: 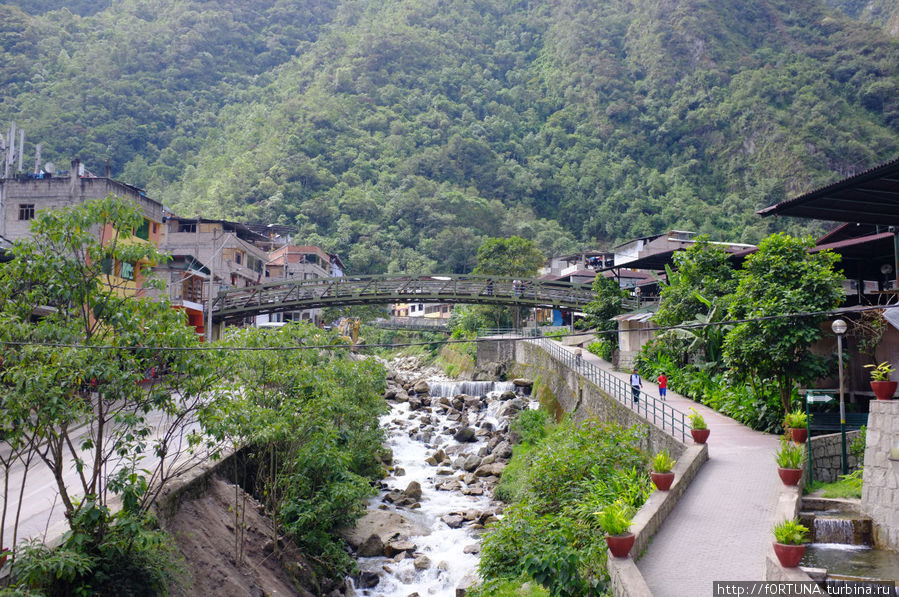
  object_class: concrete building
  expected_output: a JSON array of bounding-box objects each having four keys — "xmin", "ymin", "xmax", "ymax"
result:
[
  {"xmin": 0, "ymin": 159, "xmax": 164, "ymax": 296},
  {"xmin": 158, "ymin": 215, "xmax": 273, "ymax": 331},
  {"xmin": 262, "ymin": 245, "xmax": 341, "ymax": 325}
]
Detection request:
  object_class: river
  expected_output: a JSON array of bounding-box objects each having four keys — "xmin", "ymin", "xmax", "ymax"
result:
[{"xmin": 348, "ymin": 378, "xmax": 525, "ymax": 596}]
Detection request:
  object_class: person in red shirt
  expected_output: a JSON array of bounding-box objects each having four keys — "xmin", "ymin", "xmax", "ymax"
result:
[{"xmin": 658, "ymin": 373, "xmax": 668, "ymax": 400}]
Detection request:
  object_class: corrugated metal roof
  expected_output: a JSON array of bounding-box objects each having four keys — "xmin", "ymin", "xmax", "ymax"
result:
[{"xmin": 757, "ymin": 155, "xmax": 899, "ymax": 224}]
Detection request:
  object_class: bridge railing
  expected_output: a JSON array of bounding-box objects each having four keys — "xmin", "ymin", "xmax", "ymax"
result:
[
  {"xmin": 211, "ymin": 274, "xmax": 595, "ymax": 320},
  {"xmin": 528, "ymin": 337, "xmax": 690, "ymax": 442}
]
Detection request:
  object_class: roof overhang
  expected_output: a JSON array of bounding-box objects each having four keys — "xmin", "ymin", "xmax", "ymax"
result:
[{"xmin": 758, "ymin": 156, "xmax": 899, "ymax": 224}]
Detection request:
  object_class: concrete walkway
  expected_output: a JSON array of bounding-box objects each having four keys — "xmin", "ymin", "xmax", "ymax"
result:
[{"xmin": 562, "ymin": 344, "xmax": 783, "ymax": 595}]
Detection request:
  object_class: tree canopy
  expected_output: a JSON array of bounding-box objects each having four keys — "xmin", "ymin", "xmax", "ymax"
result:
[{"xmin": 723, "ymin": 233, "xmax": 844, "ymax": 413}]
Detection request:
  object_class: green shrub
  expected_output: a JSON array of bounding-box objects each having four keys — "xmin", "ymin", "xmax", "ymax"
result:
[
  {"xmin": 510, "ymin": 409, "xmax": 550, "ymax": 445},
  {"xmin": 850, "ymin": 426, "xmax": 866, "ymax": 462},
  {"xmin": 494, "ymin": 442, "xmax": 536, "ymax": 503},
  {"xmin": 468, "ymin": 576, "xmax": 551, "ymax": 597},
  {"xmin": 773, "ymin": 518, "xmax": 809, "ymax": 545},
  {"xmin": 586, "ymin": 340, "xmax": 613, "ymax": 361},
  {"xmin": 5, "ymin": 507, "xmax": 186, "ymax": 597},
  {"xmin": 652, "ymin": 449, "xmax": 676, "ymax": 473},
  {"xmin": 784, "ymin": 409, "xmax": 808, "ymax": 428},
  {"xmin": 595, "ymin": 499, "xmax": 633, "ymax": 535},
  {"xmin": 775, "ymin": 436, "xmax": 804, "ymax": 469},
  {"xmin": 480, "ymin": 419, "xmax": 649, "ymax": 596}
]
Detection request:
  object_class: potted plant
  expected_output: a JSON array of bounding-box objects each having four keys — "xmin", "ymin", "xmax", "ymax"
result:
[
  {"xmin": 864, "ymin": 361, "xmax": 897, "ymax": 400},
  {"xmin": 784, "ymin": 409, "xmax": 808, "ymax": 444},
  {"xmin": 772, "ymin": 518, "xmax": 809, "ymax": 568},
  {"xmin": 688, "ymin": 408, "xmax": 709, "ymax": 444},
  {"xmin": 596, "ymin": 500, "xmax": 635, "ymax": 558},
  {"xmin": 775, "ymin": 436, "xmax": 804, "ymax": 485},
  {"xmin": 650, "ymin": 448, "xmax": 677, "ymax": 491}
]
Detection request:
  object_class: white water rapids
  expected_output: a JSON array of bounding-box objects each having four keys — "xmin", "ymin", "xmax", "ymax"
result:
[{"xmin": 348, "ymin": 379, "xmax": 522, "ymax": 596}]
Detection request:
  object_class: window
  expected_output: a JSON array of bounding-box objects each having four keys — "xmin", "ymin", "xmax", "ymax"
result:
[
  {"xmin": 120, "ymin": 262, "xmax": 135, "ymax": 281},
  {"xmin": 152, "ymin": 222, "xmax": 158, "ymax": 234},
  {"xmin": 178, "ymin": 223, "xmax": 196, "ymax": 233},
  {"xmin": 235, "ymin": 253, "xmax": 242, "ymax": 265},
  {"xmin": 135, "ymin": 219, "xmax": 150, "ymax": 240},
  {"xmin": 101, "ymin": 258, "xmax": 114, "ymax": 275},
  {"xmin": 18, "ymin": 204, "xmax": 34, "ymax": 220}
]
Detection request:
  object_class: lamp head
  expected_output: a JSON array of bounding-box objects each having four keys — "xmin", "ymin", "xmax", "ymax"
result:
[{"xmin": 832, "ymin": 319, "xmax": 847, "ymax": 335}]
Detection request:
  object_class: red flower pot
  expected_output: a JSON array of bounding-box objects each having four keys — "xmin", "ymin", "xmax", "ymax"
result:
[
  {"xmin": 777, "ymin": 467, "xmax": 802, "ymax": 486},
  {"xmin": 690, "ymin": 428, "xmax": 710, "ymax": 444},
  {"xmin": 773, "ymin": 542, "xmax": 806, "ymax": 568},
  {"xmin": 651, "ymin": 471, "xmax": 675, "ymax": 491},
  {"xmin": 605, "ymin": 533, "xmax": 635, "ymax": 559},
  {"xmin": 790, "ymin": 427, "xmax": 808, "ymax": 444},
  {"xmin": 871, "ymin": 381, "xmax": 897, "ymax": 400}
]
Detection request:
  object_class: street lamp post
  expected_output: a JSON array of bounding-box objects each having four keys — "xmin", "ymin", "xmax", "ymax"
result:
[{"xmin": 832, "ymin": 318, "xmax": 848, "ymax": 475}]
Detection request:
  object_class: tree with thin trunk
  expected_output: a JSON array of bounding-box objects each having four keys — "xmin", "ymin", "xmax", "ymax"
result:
[
  {"xmin": 0, "ymin": 196, "xmax": 223, "ymax": 557},
  {"xmin": 723, "ymin": 233, "xmax": 843, "ymax": 415}
]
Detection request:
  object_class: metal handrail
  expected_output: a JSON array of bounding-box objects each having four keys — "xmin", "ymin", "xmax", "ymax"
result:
[
  {"xmin": 528, "ymin": 337, "xmax": 690, "ymax": 442},
  {"xmin": 210, "ymin": 274, "xmax": 595, "ymax": 322}
]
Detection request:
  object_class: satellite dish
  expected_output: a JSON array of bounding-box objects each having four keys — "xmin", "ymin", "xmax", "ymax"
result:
[{"xmin": 43, "ymin": 161, "xmax": 55, "ymax": 174}]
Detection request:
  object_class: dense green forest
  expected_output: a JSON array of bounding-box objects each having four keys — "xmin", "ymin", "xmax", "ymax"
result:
[
  {"xmin": 2, "ymin": 0, "xmax": 898, "ymax": 274},
  {"xmin": 827, "ymin": 0, "xmax": 899, "ymax": 33}
]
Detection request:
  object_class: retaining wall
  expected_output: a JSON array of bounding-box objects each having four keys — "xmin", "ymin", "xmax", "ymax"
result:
[
  {"xmin": 861, "ymin": 400, "xmax": 899, "ymax": 550},
  {"xmin": 808, "ymin": 430, "xmax": 862, "ymax": 483},
  {"xmin": 481, "ymin": 337, "xmax": 709, "ymax": 597}
]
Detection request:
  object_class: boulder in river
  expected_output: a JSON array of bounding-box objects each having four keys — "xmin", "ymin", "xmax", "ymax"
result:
[
  {"xmin": 339, "ymin": 511, "xmax": 429, "ymax": 552},
  {"xmin": 403, "ymin": 481, "xmax": 422, "ymax": 501},
  {"xmin": 454, "ymin": 427, "xmax": 476, "ymax": 443},
  {"xmin": 462, "ymin": 455, "xmax": 481, "ymax": 472},
  {"xmin": 384, "ymin": 540, "xmax": 416, "ymax": 558},
  {"xmin": 441, "ymin": 514, "xmax": 464, "ymax": 529},
  {"xmin": 413, "ymin": 380, "xmax": 430, "ymax": 394},
  {"xmin": 357, "ymin": 534, "xmax": 385, "ymax": 558}
]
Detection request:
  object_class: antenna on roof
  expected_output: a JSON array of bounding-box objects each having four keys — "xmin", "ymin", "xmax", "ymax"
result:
[
  {"xmin": 1, "ymin": 122, "xmax": 25, "ymax": 178},
  {"xmin": 17, "ymin": 128, "xmax": 23, "ymax": 173}
]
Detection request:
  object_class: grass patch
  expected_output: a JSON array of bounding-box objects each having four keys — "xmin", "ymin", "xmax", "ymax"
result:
[
  {"xmin": 806, "ymin": 469, "xmax": 862, "ymax": 499},
  {"xmin": 468, "ymin": 576, "xmax": 551, "ymax": 597}
]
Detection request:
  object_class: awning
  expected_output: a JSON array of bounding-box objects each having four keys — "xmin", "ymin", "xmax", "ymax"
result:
[{"xmin": 758, "ymin": 156, "xmax": 899, "ymax": 225}]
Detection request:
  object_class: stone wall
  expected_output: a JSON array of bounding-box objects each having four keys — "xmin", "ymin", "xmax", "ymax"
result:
[
  {"xmin": 861, "ymin": 400, "xmax": 899, "ymax": 550},
  {"xmin": 476, "ymin": 336, "xmax": 517, "ymax": 369},
  {"xmin": 512, "ymin": 339, "xmax": 685, "ymax": 458},
  {"xmin": 808, "ymin": 430, "xmax": 862, "ymax": 483}
]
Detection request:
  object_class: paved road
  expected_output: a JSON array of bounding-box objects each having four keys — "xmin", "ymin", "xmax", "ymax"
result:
[
  {"xmin": 1, "ymin": 406, "xmax": 213, "ymax": 548},
  {"xmin": 563, "ymin": 344, "xmax": 782, "ymax": 595}
]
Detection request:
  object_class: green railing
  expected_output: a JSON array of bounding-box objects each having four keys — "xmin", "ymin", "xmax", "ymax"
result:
[{"xmin": 529, "ymin": 337, "xmax": 691, "ymax": 442}]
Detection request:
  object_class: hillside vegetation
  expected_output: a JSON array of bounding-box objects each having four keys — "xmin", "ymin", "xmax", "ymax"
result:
[{"xmin": 2, "ymin": 0, "xmax": 898, "ymax": 273}]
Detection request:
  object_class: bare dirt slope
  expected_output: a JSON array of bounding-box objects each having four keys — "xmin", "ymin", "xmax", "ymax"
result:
[{"xmin": 168, "ymin": 476, "xmax": 317, "ymax": 597}]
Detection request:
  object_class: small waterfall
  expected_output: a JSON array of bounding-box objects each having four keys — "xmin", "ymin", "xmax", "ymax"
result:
[
  {"xmin": 814, "ymin": 518, "xmax": 857, "ymax": 545},
  {"xmin": 427, "ymin": 380, "xmax": 516, "ymax": 398}
]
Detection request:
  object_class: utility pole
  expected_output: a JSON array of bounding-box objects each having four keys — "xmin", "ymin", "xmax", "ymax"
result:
[{"xmin": 206, "ymin": 229, "xmax": 226, "ymax": 342}]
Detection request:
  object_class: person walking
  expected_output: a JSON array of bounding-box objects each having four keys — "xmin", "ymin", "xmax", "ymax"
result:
[
  {"xmin": 575, "ymin": 348, "xmax": 582, "ymax": 368},
  {"xmin": 658, "ymin": 372, "xmax": 668, "ymax": 400},
  {"xmin": 630, "ymin": 370, "xmax": 641, "ymax": 405}
]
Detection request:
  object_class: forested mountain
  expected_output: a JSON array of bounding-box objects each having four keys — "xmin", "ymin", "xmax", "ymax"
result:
[
  {"xmin": 827, "ymin": 0, "xmax": 899, "ymax": 35},
  {"xmin": 2, "ymin": 0, "xmax": 898, "ymax": 274}
]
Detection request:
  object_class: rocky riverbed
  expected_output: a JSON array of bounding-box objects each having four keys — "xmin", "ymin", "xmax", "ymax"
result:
[{"xmin": 344, "ymin": 356, "xmax": 533, "ymax": 596}]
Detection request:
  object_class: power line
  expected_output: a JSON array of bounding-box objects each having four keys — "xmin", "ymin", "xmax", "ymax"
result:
[{"xmin": 0, "ymin": 302, "xmax": 895, "ymax": 352}]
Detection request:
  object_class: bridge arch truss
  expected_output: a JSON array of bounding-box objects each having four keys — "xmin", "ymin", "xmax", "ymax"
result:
[{"xmin": 210, "ymin": 274, "xmax": 595, "ymax": 323}]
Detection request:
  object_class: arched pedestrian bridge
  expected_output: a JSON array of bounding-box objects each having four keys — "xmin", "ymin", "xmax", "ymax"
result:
[{"xmin": 210, "ymin": 274, "xmax": 595, "ymax": 322}]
